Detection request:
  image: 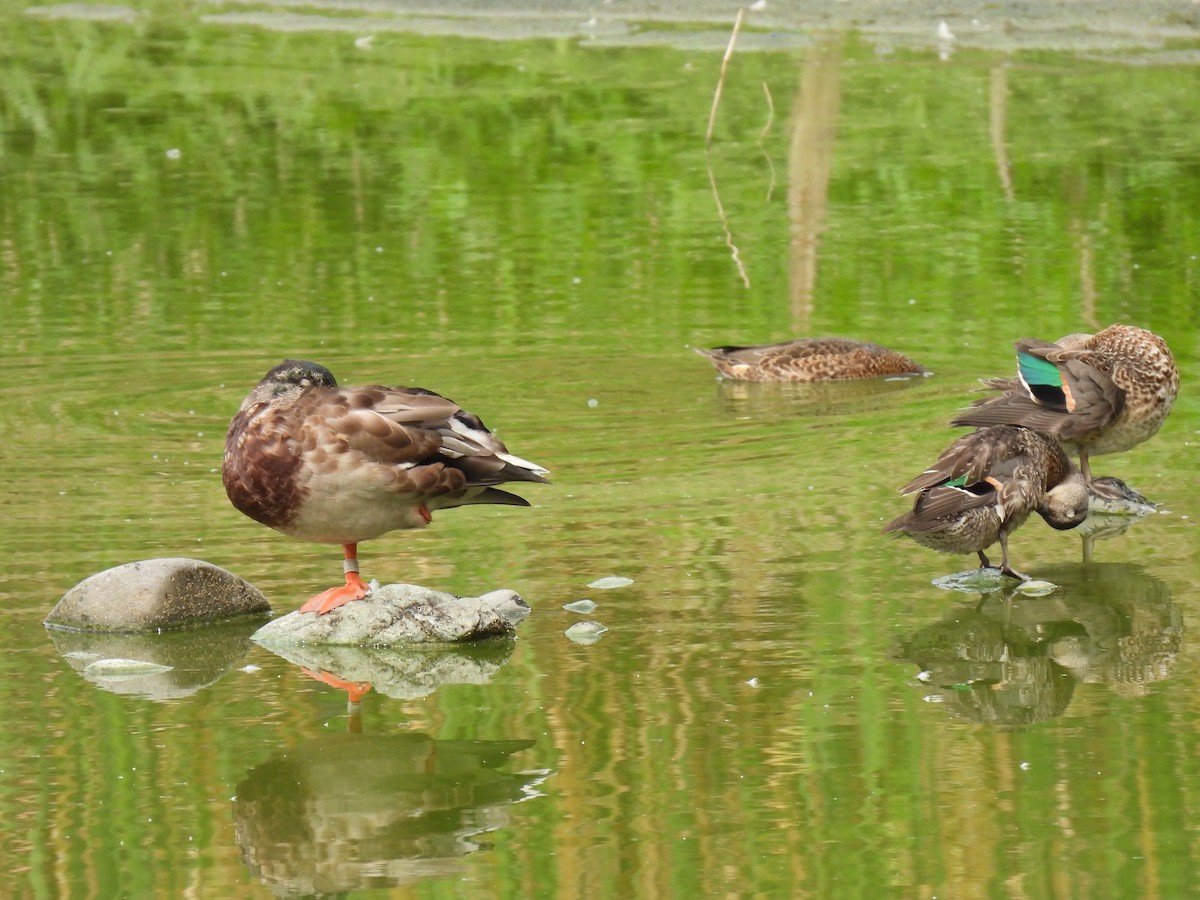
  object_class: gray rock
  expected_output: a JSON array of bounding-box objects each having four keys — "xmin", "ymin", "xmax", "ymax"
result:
[
  {"xmin": 46, "ymin": 558, "xmax": 271, "ymax": 633},
  {"xmin": 252, "ymin": 583, "xmax": 530, "ymax": 647}
]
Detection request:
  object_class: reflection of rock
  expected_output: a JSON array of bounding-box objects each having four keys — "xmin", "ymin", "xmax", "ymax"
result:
[
  {"xmin": 1080, "ymin": 476, "xmax": 1158, "ymax": 563},
  {"xmin": 252, "ymin": 583, "xmax": 529, "ymax": 647},
  {"xmin": 234, "ymin": 734, "xmax": 540, "ymax": 895},
  {"xmin": 46, "ymin": 558, "xmax": 270, "ymax": 632},
  {"xmin": 45, "ymin": 621, "xmax": 260, "ymax": 700},
  {"xmin": 1088, "ymin": 476, "xmax": 1157, "ymax": 516},
  {"xmin": 898, "ymin": 563, "xmax": 1181, "ymax": 724},
  {"xmin": 258, "ymin": 639, "xmax": 515, "ymax": 700}
]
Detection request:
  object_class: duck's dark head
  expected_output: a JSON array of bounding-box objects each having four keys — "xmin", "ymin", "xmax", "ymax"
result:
[
  {"xmin": 261, "ymin": 360, "xmax": 338, "ymax": 390},
  {"xmin": 1040, "ymin": 473, "xmax": 1089, "ymax": 530},
  {"xmin": 240, "ymin": 360, "xmax": 338, "ymax": 408}
]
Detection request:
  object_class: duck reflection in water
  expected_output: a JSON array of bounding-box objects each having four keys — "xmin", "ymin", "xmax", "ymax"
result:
[
  {"xmin": 233, "ymin": 712, "xmax": 541, "ymax": 895},
  {"xmin": 896, "ymin": 563, "xmax": 1181, "ymax": 727},
  {"xmin": 235, "ymin": 636, "xmax": 545, "ymax": 894}
]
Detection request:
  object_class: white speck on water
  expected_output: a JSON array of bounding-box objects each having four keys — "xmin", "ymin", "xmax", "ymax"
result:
[
  {"xmin": 572, "ymin": 276, "xmax": 582, "ymax": 284},
  {"xmin": 908, "ymin": 297, "xmax": 917, "ymax": 305},
  {"xmin": 587, "ymin": 398, "xmax": 599, "ymax": 408},
  {"xmin": 746, "ymin": 677, "xmax": 759, "ymax": 687},
  {"xmin": 165, "ymin": 148, "xmax": 181, "ymax": 160},
  {"xmin": 1020, "ymin": 761, "xmax": 1031, "ymax": 770},
  {"xmin": 916, "ymin": 670, "xmax": 932, "ymax": 682},
  {"xmin": 241, "ymin": 664, "xmax": 261, "ymax": 673},
  {"xmin": 375, "ymin": 246, "xmax": 383, "ymax": 253}
]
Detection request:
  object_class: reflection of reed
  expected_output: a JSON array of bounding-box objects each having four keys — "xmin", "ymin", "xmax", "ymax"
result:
[
  {"xmin": 990, "ymin": 64, "xmax": 1015, "ymax": 203},
  {"xmin": 788, "ymin": 39, "xmax": 842, "ymax": 328}
]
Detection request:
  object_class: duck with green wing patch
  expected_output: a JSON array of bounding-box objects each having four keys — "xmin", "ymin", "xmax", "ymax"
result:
[{"xmin": 884, "ymin": 425, "xmax": 1089, "ymax": 581}]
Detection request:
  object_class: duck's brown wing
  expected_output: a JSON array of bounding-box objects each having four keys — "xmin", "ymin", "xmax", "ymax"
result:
[{"xmin": 312, "ymin": 385, "xmax": 549, "ymax": 488}]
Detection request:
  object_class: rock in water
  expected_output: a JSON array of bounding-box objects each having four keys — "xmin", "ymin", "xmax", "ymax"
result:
[
  {"xmin": 46, "ymin": 558, "xmax": 271, "ymax": 633},
  {"xmin": 251, "ymin": 583, "xmax": 530, "ymax": 647}
]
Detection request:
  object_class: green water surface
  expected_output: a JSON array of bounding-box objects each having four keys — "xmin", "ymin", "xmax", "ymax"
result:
[{"xmin": 2, "ymin": 3, "xmax": 1199, "ymax": 898}]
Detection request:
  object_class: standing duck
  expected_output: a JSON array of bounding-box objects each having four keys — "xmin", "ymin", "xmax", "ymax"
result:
[
  {"xmin": 694, "ymin": 337, "xmax": 926, "ymax": 382},
  {"xmin": 223, "ymin": 360, "xmax": 549, "ymax": 615},
  {"xmin": 884, "ymin": 425, "xmax": 1089, "ymax": 580},
  {"xmin": 950, "ymin": 324, "xmax": 1178, "ymax": 482}
]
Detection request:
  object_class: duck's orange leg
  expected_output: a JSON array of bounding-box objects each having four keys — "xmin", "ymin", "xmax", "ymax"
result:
[{"xmin": 299, "ymin": 543, "xmax": 371, "ymax": 614}]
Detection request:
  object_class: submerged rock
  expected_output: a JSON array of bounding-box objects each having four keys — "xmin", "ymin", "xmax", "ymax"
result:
[
  {"xmin": 565, "ymin": 620, "xmax": 608, "ymax": 644},
  {"xmin": 587, "ymin": 576, "xmax": 633, "ymax": 590},
  {"xmin": 252, "ymin": 583, "xmax": 530, "ymax": 647},
  {"xmin": 46, "ymin": 558, "xmax": 271, "ymax": 633}
]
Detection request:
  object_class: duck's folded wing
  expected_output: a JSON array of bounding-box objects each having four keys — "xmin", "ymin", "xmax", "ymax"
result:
[
  {"xmin": 900, "ymin": 429, "xmax": 1024, "ymax": 495},
  {"xmin": 298, "ymin": 387, "xmax": 453, "ymax": 468},
  {"xmin": 906, "ymin": 482, "xmax": 998, "ymax": 525}
]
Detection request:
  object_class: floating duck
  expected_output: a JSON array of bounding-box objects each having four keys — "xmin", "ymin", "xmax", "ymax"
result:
[
  {"xmin": 951, "ymin": 324, "xmax": 1178, "ymax": 481},
  {"xmin": 694, "ymin": 337, "xmax": 926, "ymax": 382},
  {"xmin": 223, "ymin": 360, "xmax": 549, "ymax": 614},
  {"xmin": 884, "ymin": 425, "xmax": 1089, "ymax": 580}
]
